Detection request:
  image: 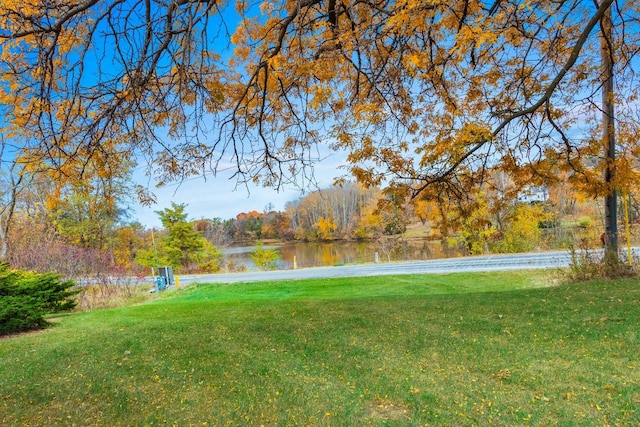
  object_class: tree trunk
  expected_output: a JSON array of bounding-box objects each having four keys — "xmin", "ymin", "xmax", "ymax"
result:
[
  {"xmin": 601, "ymin": 4, "xmax": 617, "ymax": 255},
  {"xmin": 0, "ymin": 168, "xmax": 24, "ymax": 261}
]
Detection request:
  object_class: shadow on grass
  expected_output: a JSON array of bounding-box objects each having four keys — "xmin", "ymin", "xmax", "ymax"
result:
[{"xmin": 1, "ymin": 271, "xmax": 638, "ymax": 426}]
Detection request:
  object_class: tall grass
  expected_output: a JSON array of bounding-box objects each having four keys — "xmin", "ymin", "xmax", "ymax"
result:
[{"xmin": 1, "ymin": 271, "xmax": 638, "ymax": 425}]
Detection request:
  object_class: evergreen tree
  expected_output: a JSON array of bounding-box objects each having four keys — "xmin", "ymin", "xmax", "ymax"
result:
[{"xmin": 136, "ymin": 203, "xmax": 222, "ymax": 273}]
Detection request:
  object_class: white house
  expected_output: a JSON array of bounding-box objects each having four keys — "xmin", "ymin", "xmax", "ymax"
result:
[{"xmin": 517, "ymin": 186, "xmax": 548, "ymax": 203}]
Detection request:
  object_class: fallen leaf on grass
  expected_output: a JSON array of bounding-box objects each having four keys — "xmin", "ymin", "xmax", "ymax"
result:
[
  {"xmin": 493, "ymin": 368, "xmax": 512, "ymax": 381},
  {"xmin": 368, "ymin": 398, "xmax": 411, "ymax": 421}
]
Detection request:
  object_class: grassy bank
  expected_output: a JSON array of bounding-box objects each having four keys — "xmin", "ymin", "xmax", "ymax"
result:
[{"xmin": 1, "ymin": 271, "xmax": 639, "ymax": 425}]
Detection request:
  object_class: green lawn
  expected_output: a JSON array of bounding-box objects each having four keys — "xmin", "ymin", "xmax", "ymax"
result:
[{"xmin": 1, "ymin": 271, "xmax": 639, "ymax": 425}]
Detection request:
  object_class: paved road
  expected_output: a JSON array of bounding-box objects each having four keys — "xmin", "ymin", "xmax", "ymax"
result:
[{"xmin": 177, "ymin": 249, "xmax": 614, "ymax": 285}]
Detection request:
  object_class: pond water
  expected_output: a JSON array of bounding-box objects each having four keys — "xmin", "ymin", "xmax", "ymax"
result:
[{"xmin": 221, "ymin": 239, "xmax": 461, "ymax": 271}]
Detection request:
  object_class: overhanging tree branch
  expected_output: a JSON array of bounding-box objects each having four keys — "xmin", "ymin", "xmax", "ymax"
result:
[{"xmin": 410, "ymin": 0, "xmax": 615, "ymax": 196}]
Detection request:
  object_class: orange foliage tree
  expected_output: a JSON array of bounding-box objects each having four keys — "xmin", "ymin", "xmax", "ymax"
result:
[
  {"xmin": 231, "ymin": 0, "xmax": 640, "ymax": 256},
  {"xmin": 313, "ymin": 216, "xmax": 337, "ymax": 241},
  {"xmin": 2, "ymin": 0, "xmax": 640, "ymax": 259}
]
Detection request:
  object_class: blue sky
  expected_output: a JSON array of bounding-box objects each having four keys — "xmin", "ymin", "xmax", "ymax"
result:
[
  {"xmin": 76, "ymin": 3, "xmax": 346, "ymax": 228},
  {"xmin": 131, "ymin": 146, "xmax": 347, "ymax": 227}
]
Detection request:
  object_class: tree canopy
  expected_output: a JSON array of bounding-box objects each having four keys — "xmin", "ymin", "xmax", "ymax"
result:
[
  {"xmin": 1, "ymin": 0, "xmax": 638, "ymax": 247},
  {"xmin": 235, "ymin": 0, "xmax": 639, "ymax": 191}
]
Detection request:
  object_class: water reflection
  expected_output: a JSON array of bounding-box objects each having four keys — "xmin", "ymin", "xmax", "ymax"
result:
[{"xmin": 221, "ymin": 239, "xmax": 460, "ymax": 271}]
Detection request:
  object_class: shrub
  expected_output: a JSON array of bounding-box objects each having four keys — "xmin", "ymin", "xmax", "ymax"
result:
[
  {"xmin": 74, "ymin": 275, "xmax": 154, "ymax": 311},
  {"xmin": 0, "ymin": 264, "xmax": 78, "ymax": 336},
  {"xmin": 495, "ymin": 203, "xmax": 551, "ymax": 253},
  {"xmin": 565, "ymin": 242, "xmax": 638, "ymax": 282},
  {"xmin": 577, "ymin": 216, "xmax": 593, "ymax": 228},
  {"xmin": 250, "ymin": 243, "xmax": 281, "ymax": 270}
]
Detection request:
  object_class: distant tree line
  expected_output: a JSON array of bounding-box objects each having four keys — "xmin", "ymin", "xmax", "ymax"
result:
[{"xmin": 1, "ymin": 166, "xmax": 638, "ymax": 278}]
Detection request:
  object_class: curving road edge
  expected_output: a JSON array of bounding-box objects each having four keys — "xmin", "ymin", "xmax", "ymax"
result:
[{"xmin": 176, "ymin": 249, "xmax": 639, "ymax": 285}]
